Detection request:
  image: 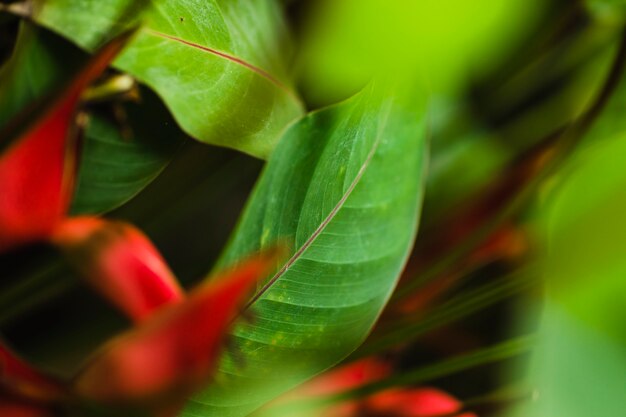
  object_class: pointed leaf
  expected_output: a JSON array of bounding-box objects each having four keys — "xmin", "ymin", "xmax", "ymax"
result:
[
  {"xmin": 51, "ymin": 217, "xmax": 183, "ymax": 322},
  {"xmin": 183, "ymin": 84, "xmax": 428, "ymax": 416},
  {"xmin": 73, "ymin": 253, "xmax": 276, "ymax": 407},
  {"xmin": 0, "ymin": 31, "xmax": 129, "ymax": 250},
  {"xmin": 32, "ymin": 0, "xmax": 303, "ymax": 158},
  {"xmin": 0, "ymin": 88, "xmax": 76, "ymax": 250}
]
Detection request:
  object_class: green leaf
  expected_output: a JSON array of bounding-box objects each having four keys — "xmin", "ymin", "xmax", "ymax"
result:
[
  {"xmin": 260, "ymin": 335, "xmax": 535, "ymax": 417},
  {"xmin": 0, "ymin": 23, "xmax": 183, "ymax": 214},
  {"xmin": 296, "ymin": 0, "xmax": 544, "ymax": 104},
  {"xmin": 70, "ymin": 90, "xmax": 185, "ymax": 214},
  {"xmin": 32, "ymin": 0, "xmax": 304, "ymax": 158},
  {"xmin": 581, "ymin": 42, "xmax": 626, "ymax": 146},
  {"xmin": 586, "ymin": 0, "xmax": 626, "ymax": 23},
  {"xmin": 181, "ymin": 84, "xmax": 428, "ymax": 416},
  {"xmin": 510, "ymin": 134, "xmax": 626, "ymax": 417}
]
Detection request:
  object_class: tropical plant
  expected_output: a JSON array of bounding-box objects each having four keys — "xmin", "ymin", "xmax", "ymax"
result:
[{"xmin": 1, "ymin": 1, "xmax": 625, "ymax": 417}]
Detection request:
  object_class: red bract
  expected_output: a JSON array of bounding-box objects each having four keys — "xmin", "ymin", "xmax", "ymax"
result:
[
  {"xmin": 296, "ymin": 358, "xmax": 391, "ymax": 397},
  {"xmin": 364, "ymin": 388, "xmax": 477, "ymax": 417},
  {"xmin": 73, "ymin": 253, "xmax": 276, "ymax": 407},
  {"xmin": 274, "ymin": 358, "xmax": 390, "ymax": 417},
  {"xmin": 0, "ymin": 253, "xmax": 275, "ymax": 415},
  {"xmin": 0, "ymin": 32, "xmax": 130, "ymax": 252},
  {"xmin": 51, "ymin": 217, "xmax": 184, "ymax": 322},
  {"xmin": 273, "ymin": 359, "xmax": 475, "ymax": 417},
  {"xmin": 0, "ymin": 94, "xmax": 76, "ymax": 251}
]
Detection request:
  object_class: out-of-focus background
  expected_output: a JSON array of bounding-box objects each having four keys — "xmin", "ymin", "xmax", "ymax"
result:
[{"xmin": 1, "ymin": 0, "xmax": 626, "ymax": 416}]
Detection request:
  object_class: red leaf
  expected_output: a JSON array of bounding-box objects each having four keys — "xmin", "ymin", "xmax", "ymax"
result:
[
  {"xmin": 0, "ymin": 32, "xmax": 131, "ymax": 251},
  {"xmin": 51, "ymin": 217, "xmax": 184, "ymax": 323},
  {"xmin": 73, "ymin": 252, "xmax": 277, "ymax": 406}
]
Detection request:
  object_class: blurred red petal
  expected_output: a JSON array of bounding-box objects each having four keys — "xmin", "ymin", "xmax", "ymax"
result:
[
  {"xmin": 266, "ymin": 358, "xmax": 390, "ymax": 417},
  {"xmin": 0, "ymin": 396, "xmax": 52, "ymax": 417},
  {"xmin": 73, "ymin": 253, "xmax": 277, "ymax": 405},
  {"xmin": 266, "ymin": 364, "xmax": 477, "ymax": 417},
  {"xmin": 0, "ymin": 32, "xmax": 131, "ymax": 251},
  {"xmin": 51, "ymin": 217, "xmax": 184, "ymax": 322},
  {"xmin": 365, "ymin": 387, "xmax": 475, "ymax": 417},
  {"xmin": 0, "ymin": 344, "xmax": 64, "ymax": 402},
  {"xmin": 297, "ymin": 358, "xmax": 390, "ymax": 397}
]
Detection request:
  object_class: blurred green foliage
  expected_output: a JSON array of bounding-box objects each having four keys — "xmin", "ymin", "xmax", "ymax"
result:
[
  {"xmin": 297, "ymin": 0, "xmax": 544, "ymax": 104},
  {"xmin": 512, "ymin": 131, "xmax": 626, "ymax": 417}
]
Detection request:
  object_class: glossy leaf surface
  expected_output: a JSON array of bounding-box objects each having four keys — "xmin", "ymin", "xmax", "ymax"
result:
[
  {"xmin": 183, "ymin": 84, "xmax": 427, "ymax": 416},
  {"xmin": 32, "ymin": 0, "xmax": 303, "ymax": 158}
]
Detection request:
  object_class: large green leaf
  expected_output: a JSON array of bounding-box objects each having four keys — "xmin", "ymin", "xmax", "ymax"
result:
[
  {"xmin": 0, "ymin": 22, "xmax": 183, "ymax": 214},
  {"xmin": 32, "ymin": 0, "xmax": 303, "ymax": 158},
  {"xmin": 180, "ymin": 84, "xmax": 427, "ymax": 416}
]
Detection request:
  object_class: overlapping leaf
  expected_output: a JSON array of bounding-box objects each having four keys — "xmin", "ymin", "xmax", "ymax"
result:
[
  {"xmin": 32, "ymin": 0, "xmax": 304, "ymax": 158},
  {"xmin": 181, "ymin": 84, "xmax": 428, "ymax": 416}
]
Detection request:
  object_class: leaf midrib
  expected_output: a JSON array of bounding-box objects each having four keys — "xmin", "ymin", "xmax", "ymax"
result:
[
  {"xmin": 242, "ymin": 95, "xmax": 392, "ymax": 311},
  {"xmin": 146, "ymin": 29, "xmax": 300, "ymax": 103}
]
